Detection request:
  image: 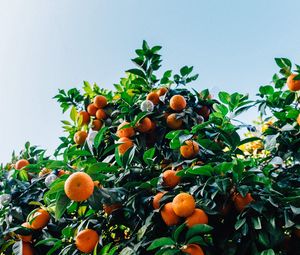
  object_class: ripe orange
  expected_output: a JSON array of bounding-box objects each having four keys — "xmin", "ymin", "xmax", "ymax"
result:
[
  {"xmin": 117, "ymin": 121, "xmax": 135, "ymax": 138},
  {"xmin": 94, "ymin": 95, "xmax": 108, "ymax": 108},
  {"xmin": 170, "ymin": 95, "xmax": 186, "ymax": 111},
  {"xmin": 74, "ymin": 131, "xmax": 88, "ymax": 145},
  {"xmin": 136, "ymin": 117, "xmax": 152, "ymax": 133},
  {"xmin": 93, "ymin": 180, "xmax": 103, "ymax": 188},
  {"xmin": 28, "ymin": 208, "xmax": 50, "ymax": 230},
  {"xmin": 181, "ymin": 244, "xmax": 204, "ymax": 255},
  {"xmin": 87, "ymin": 104, "xmax": 98, "ymax": 116},
  {"xmin": 172, "ymin": 193, "xmax": 195, "ymax": 217},
  {"xmin": 186, "ymin": 209, "xmax": 208, "ymax": 228},
  {"xmin": 103, "ymin": 203, "xmax": 122, "ymax": 215},
  {"xmin": 22, "ymin": 242, "xmax": 34, "ymax": 255},
  {"xmin": 296, "ymin": 114, "xmax": 300, "ymax": 126},
  {"xmin": 78, "ymin": 111, "xmax": 90, "ymax": 125},
  {"xmin": 287, "ymin": 73, "xmax": 300, "ymax": 91},
  {"xmin": 95, "ymin": 109, "xmax": 107, "ymax": 120},
  {"xmin": 64, "ymin": 172, "xmax": 94, "ymax": 202},
  {"xmin": 152, "ymin": 192, "xmax": 166, "ymax": 209},
  {"xmin": 146, "ymin": 92, "xmax": 160, "ymax": 105},
  {"xmin": 75, "ymin": 229, "xmax": 99, "ymax": 253},
  {"xmin": 91, "ymin": 119, "xmax": 103, "ymax": 131},
  {"xmin": 166, "ymin": 113, "xmax": 183, "ymax": 129},
  {"xmin": 15, "ymin": 159, "xmax": 30, "ymax": 170},
  {"xmin": 19, "ymin": 222, "xmax": 32, "ymax": 242},
  {"xmin": 232, "ymin": 193, "xmax": 254, "ymax": 212},
  {"xmin": 117, "ymin": 137, "xmax": 134, "ymax": 155},
  {"xmin": 180, "ymin": 140, "xmax": 199, "ymax": 159},
  {"xmin": 163, "ymin": 170, "xmax": 181, "ymax": 188},
  {"xmin": 161, "ymin": 202, "xmax": 180, "ymax": 226},
  {"xmin": 198, "ymin": 105, "xmax": 211, "ymax": 120},
  {"xmin": 156, "ymin": 87, "xmax": 168, "ymax": 96}
]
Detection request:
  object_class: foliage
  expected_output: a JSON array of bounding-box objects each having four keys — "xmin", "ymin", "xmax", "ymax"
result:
[{"xmin": 1, "ymin": 43, "xmax": 300, "ymax": 255}]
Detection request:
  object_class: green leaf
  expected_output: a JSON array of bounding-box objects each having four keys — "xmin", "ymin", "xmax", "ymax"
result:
[
  {"xmin": 143, "ymin": 148, "xmax": 156, "ymax": 165},
  {"xmin": 147, "ymin": 237, "xmax": 176, "ymax": 251},
  {"xmin": 94, "ymin": 127, "xmax": 108, "ymax": 149},
  {"xmin": 55, "ymin": 192, "xmax": 70, "ymax": 220},
  {"xmin": 70, "ymin": 106, "xmax": 78, "ymax": 122},
  {"xmin": 185, "ymin": 224, "xmax": 213, "ymax": 240},
  {"xmin": 260, "ymin": 249, "xmax": 275, "ymax": 255},
  {"xmin": 218, "ymin": 92, "xmax": 230, "ymax": 104}
]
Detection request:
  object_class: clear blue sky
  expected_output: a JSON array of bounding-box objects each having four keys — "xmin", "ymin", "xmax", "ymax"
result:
[{"xmin": 0, "ymin": 0, "xmax": 300, "ymax": 163}]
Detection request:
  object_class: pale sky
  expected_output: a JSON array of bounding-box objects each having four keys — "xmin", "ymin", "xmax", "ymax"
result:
[{"xmin": 0, "ymin": 0, "xmax": 300, "ymax": 163}]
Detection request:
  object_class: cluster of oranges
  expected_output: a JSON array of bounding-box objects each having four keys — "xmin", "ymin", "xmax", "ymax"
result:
[
  {"xmin": 74, "ymin": 95, "xmax": 108, "ymax": 146},
  {"xmin": 153, "ymin": 192, "xmax": 208, "ymax": 254},
  {"xmin": 18, "ymin": 208, "xmax": 50, "ymax": 255}
]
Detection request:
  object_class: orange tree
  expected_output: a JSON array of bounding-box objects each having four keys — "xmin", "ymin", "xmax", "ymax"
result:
[{"xmin": 1, "ymin": 42, "xmax": 300, "ymax": 255}]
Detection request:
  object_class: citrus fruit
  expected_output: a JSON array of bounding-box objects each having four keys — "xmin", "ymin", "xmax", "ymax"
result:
[
  {"xmin": 136, "ymin": 117, "xmax": 152, "ymax": 133},
  {"xmin": 64, "ymin": 172, "xmax": 94, "ymax": 201},
  {"xmin": 116, "ymin": 121, "xmax": 135, "ymax": 138},
  {"xmin": 117, "ymin": 137, "xmax": 134, "ymax": 155},
  {"xmin": 161, "ymin": 202, "xmax": 180, "ymax": 226},
  {"xmin": 94, "ymin": 95, "xmax": 107, "ymax": 108},
  {"xmin": 78, "ymin": 111, "xmax": 90, "ymax": 125},
  {"xmin": 146, "ymin": 92, "xmax": 160, "ymax": 105},
  {"xmin": 22, "ymin": 242, "xmax": 34, "ymax": 255},
  {"xmin": 75, "ymin": 229, "xmax": 99, "ymax": 253},
  {"xmin": 156, "ymin": 87, "xmax": 168, "ymax": 96},
  {"xmin": 232, "ymin": 193, "xmax": 254, "ymax": 212},
  {"xmin": 287, "ymin": 73, "xmax": 300, "ymax": 91},
  {"xmin": 163, "ymin": 170, "xmax": 180, "ymax": 188},
  {"xmin": 15, "ymin": 159, "xmax": 30, "ymax": 170},
  {"xmin": 74, "ymin": 131, "xmax": 88, "ymax": 145},
  {"xmin": 28, "ymin": 208, "xmax": 50, "ymax": 230},
  {"xmin": 181, "ymin": 244, "xmax": 204, "ymax": 255},
  {"xmin": 166, "ymin": 113, "xmax": 183, "ymax": 129},
  {"xmin": 180, "ymin": 140, "xmax": 199, "ymax": 159},
  {"xmin": 186, "ymin": 208, "xmax": 208, "ymax": 228},
  {"xmin": 91, "ymin": 119, "xmax": 103, "ymax": 131},
  {"xmin": 172, "ymin": 193, "xmax": 196, "ymax": 217},
  {"xmin": 152, "ymin": 192, "xmax": 166, "ymax": 209},
  {"xmin": 170, "ymin": 95, "xmax": 186, "ymax": 111},
  {"xmin": 103, "ymin": 203, "xmax": 122, "ymax": 215},
  {"xmin": 87, "ymin": 104, "xmax": 98, "ymax": 116},
  {"xmin": 95, "ymin": 109, "xmax": 107, "ymax": 120}
]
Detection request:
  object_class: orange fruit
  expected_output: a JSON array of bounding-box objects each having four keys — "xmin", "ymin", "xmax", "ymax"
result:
[
  {"xmin": 287, "ymin": 73, "xmax": 300, "ymax": 91},
  {"xmin": 29, "ymin": 208, "xmax": 50, "ymax": 230},
  {"xmin": 170, "ymin": 95, "xmax": 186, "ymax": 111},
  {"xmin": 38, "ymin": 167, "xmax": 51, "ymax": 177},
  {"xmin": 180, "ymin": 140, "xmax": 199, "ymax": 159},
  {"xmin": 64, "ymin": 172, "xmax": 94, "ymax": 201},
  {"xmin": 152, "ymin": 192, "xmax": 166, "ymax": 209},
  {"xmin": 136, "ymin": 117, "xmax": 152, "ymax": 133},
  {"xmin": 103, "ymin": 203, "xmax": 122, "ymax": 215},
  {"xmin": 15, "ymin": 159, "xmax": 30, "ymax": 170},
  {"xmin": 186, "ymin": 209, "xmax": 208, "ymax": 228},
  {"xmin": 163, "ymin": 170, "xmax": 180, "ymax": 188},
  {"xmin": 78, "ymin": 111, "xmax": 90, "ymax": 125},
  {"xmin": 117, "ymin": 137, "xmax": 134, "ymax": 155},
  {"xmin": 74, "ymin": 131, "xmax": 88, "ymax": 145},
  {"xmin": 22, "ymin": 242, "xmax": 34, "ymax": 255},
  {"xmin": 157, "ymin": 87, "xmax": 168, "ymax": 96},
  {"xmin": 117, "ymin": 121, "xmax": 135, "ymax": 138},
  {"xmin": 87, "ymin": 104, "xmax": 98, "ymax": 116},
  {"xmin": 93, "ymin": 180, "xmax": 103, "ymax": 188},
  {"xmin": 91, "ymin": 119, "xmax": 103, "ymax": 131},
  {"xmin": 94, "ymin": 95, "xmax": 108, "ymax": 108},
  {"xmin": 146, "ymin": 92, "xmax": 160, "ymax": 105},
  {"xmin": 181, "ymin": 244, "xmax": 204, "ymax": 255},
  {"xmin": 172, "ymin": 193, "xmax": 196, "ymax": 217},
  {"xmin": 197, "ymin": 106, "xmax": 211, "ymax": 120},
  {"xmin": 19, "ymin": 222, "xmax": 32, "ymax": 242},
  {"xmin": 161, "ymin": 202, "xmax": 180, "ymax": 226},
  {"xmin": 297, "ymin": 114, "xmax": 300, "ymax": 126},
  {"xmin": 75, "ymin": 229, "xmax": 99, "ymax": 253},
  {"xmin": 95, "ymin": 109, "xmax": 107, "ymax": 120},
  {"xmin": 166, "ymin": 113, "xmax": 183, "ymax": 129},
  {"xmin": 232, "ymin": 193, "xmax": 254, "ymax": 212}
]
